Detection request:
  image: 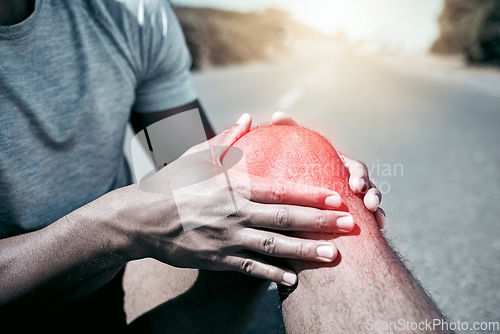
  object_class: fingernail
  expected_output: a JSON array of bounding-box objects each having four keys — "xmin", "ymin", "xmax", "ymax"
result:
[
  {"xmin": 358, "ymin": 178, "xmax": 367, "ymax": 192},
  {"xmin": 274, "ymin": 110, "xmax": 286, "ymax": 117},
  {"xmin": 337, "ymin": 214, "xmax": 354, "ymax": 231},
  {"xmin": 325, "ymin": 194, "xmax": 341, "ymax": 207},
  {"xmin": 380, "ymin": 208, "xmax": 386, "ymax": 217},
  {"xmin": 379, "ymin": 214, "xmax": 386, "ymax": 229},
  {"xmin": 365, "ymin": 194, "xmax": 379, "ymax": 211},
  {"xmin": 316, "ymin": 245, "xmax": 335, "ymax": 259},
  {"xmin": 377, "ymin": 209, "xmax": 386, "ymax": 229},
  {"xmin": 283, "ymin": 272, "xmax": 297, "ymax": 286},
  {"xmin": 236, "ymin": 113, "xmax": 250, "ymax": 125}
]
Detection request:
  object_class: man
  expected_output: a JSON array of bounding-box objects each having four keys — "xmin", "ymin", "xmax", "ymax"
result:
[{"xmin": 0, "ymin": 0, "xmax": 384, "ymax": 331}]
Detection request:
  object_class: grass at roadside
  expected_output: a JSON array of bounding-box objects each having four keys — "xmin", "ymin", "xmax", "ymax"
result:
[{"xmin": 173, "ymin": 7, "xmax": 331, "ymax": 70}]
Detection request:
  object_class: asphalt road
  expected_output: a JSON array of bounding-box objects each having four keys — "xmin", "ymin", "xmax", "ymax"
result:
[{"xmin": 190, "ymin": 42, "xmax": 500, "ymax": 334}]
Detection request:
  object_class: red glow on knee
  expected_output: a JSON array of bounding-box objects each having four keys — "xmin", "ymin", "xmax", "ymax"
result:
[
  {"xmin": 228, "ymin": 124, "xmax": 380, "ymax": 234},
  {"xmin": 230, "ymin": 124, "xmax": 349, "ymax": 194}
]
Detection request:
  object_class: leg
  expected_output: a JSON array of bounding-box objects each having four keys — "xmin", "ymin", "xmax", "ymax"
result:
[
  {"xmin": 230, "ymin": 124, "xmax": 452, "ymax": 334},
  {"xmin": 278, "ymin": 195, "xmax": 450, "ymax": 333},
  {"xmin": 124, "ymin": 259, "xmax": 269, "ymax": 333},
  {"xmin": 123, "ymin": 258, "xmax": 198, "ymax": 324}
]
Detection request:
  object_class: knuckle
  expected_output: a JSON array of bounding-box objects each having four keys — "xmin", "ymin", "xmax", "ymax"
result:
[
  {"xmin": 206, "ymin": 253, "xmax": 220, "ymax": 265},
  {"xmin": 271, "ymin": 183, "xmax": 286, "ymax": 203},
  {"xmin": 300, "ymin": 184, "xmax": 318, "ymax": 201},
  {"xmin": 265, "ymin": 266, "xmax": 274, "ymax": 280},
  {"xmin": 296, "ymin": 242, "xmax": 308, "ymax": 258},
  {"xmin": 241, "ymin": 259, "xmax": 254, "ymax": 274},
  {"xmin": 221, "ymin": 125, "xmax": 234, "ymax": 134},
  {"xmin": 234, "ymin": 205, "xmax": 249, "ymax": 222},
  {"xmin": 221, "ymin": 183, "xmax": 233, "ymax": 194},
  {"xmin": 315, "ymin": 214, "xmax": 328, "ymax": 230},
  {"xmin": 266, "ymin": 266, "xmax": 281, "ymax": 282},
  {"xmin": 232, "ymin": 182, "xmax": 246, "ymax": 195},
  {"xmin": 356, "ymin": 160, "xmax": 368, "ymax": 173},
  {"xmin": 260, "ymin": 236, "xmax": 277, "ymax": 254},
  {"xmin": 273, "ymin": 208, "xmax": 289, "ymax": 228}
]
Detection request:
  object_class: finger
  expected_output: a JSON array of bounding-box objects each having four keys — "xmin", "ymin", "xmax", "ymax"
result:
[
  {"xmin": 340, "ymin": 153, "xmax": 369, "ymax": 193},
  {"xmin": 246, "ymin": 203, "xmax": 354, "ymax": 233},
  {"xmin": 245, "ymin": 174, "xmax": 342, "ymax": 209},
  {"xmin": 271, "ymin": 111, "xmax": 298, "ymax": 126},
  {"xmin": 238, "ymin": 229, "xmax": 338, "ymax": 262},
  {"xmin": 374, "ymin": 207, "xmax": 386, "ymax": 229},
  {"xmin": 226, "ymin": 255, "xmax": 298, "ymax": 286},
  {"xmin": 364, "ymin": 187, "xmax": 382, "ymax": 212},
  {"xmin": 182, "ymin": 113, "xmax": 252, "ymax": 157},
  {"xmin": 209, "ymin": 113, "xmax": 252, "ymax": 162},
  {"xmin": 211, "ymin": 113, "xmax": 252, "ymax": 147}
]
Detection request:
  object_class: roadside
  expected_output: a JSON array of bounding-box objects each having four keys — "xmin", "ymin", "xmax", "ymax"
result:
[{"xmin": 369, "ymin": 52, "xmax": 500, "ymax": 98}]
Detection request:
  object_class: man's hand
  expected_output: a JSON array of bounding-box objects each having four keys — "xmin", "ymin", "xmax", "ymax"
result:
[
  {"xmin": 125, "ymin": 113, "xmax": 356, "ymax": 287},
  {"xmin": 271, "ymin": 111, "xmax": 386, "ymax": 229}
]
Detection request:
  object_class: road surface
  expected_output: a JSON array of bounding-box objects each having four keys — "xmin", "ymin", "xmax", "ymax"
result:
[{"xmin": 189, "ymin": 42, "xmax": 500, "ymax": 334}]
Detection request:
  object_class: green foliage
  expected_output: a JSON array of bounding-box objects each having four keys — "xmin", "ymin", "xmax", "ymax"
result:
[
  {"xmin": 173, "ymin": 7, "xmax": 329, "ymax": 70},
  {"xmin": 173, "ymin": 7, "xmax": 292, "ymax": 70},
  {"xmin": 431, "ymin": 0, "xmax": 500, "ymax": 65}
]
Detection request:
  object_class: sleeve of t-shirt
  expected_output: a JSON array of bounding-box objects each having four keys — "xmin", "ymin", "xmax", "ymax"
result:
[{"xmin": 132, "ymin": 1, "xmax": 197, "ymax": 113}]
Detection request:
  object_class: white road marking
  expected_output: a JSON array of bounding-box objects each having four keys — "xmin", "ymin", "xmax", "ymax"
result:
[
  {"xmin": 137, "ymin": 0, "xmax": 144, "ymax": 25},
  {"xmin": 275, "ymin": 64, "xmax": 329, "ymax": 110},
  {"xmin": 276, "ymin": 86, "xmax": 303, "ymax": 110}
]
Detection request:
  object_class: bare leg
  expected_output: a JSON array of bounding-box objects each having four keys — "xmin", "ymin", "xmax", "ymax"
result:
[
  {"xmin": 230, "ymin": 124, "xmax": 452, "ymax": 334},
  {"xmin": 124, "ymin": 259, "xmax": 269, "ymax": 333},
  {"xmin": 279, "ymin": 192, "xmax": 450, "ymax": 333},
  {"xmin": 123, "ymin": 258, "xmax": 198, "ymax": 324}
]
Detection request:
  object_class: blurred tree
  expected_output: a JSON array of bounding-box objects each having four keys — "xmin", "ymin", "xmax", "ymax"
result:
[
  {"xmin": 173, "ymin": 6, "xmax": 331, "ymax": 70},
  {"xmin": 173, "ymin": 7, "xmax": 293, "ymax": 70},
  {"xmin": 431, "ymin": 0, "xmax": 500, "ymax": 65}
]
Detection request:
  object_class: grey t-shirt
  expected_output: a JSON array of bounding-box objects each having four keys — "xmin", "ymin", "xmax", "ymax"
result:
[{"xmin": 0, "ymin": 0, "xmax": 197, "ymax": 237}]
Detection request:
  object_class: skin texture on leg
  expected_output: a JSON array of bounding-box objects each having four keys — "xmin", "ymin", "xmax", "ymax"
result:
[
  {"xmin": 230, "ymin": 124, "xmax": 451, "ymax": 334},
  {"xmin": 123, "ymin": 259, "xmax": 199, "ymax": 323}
]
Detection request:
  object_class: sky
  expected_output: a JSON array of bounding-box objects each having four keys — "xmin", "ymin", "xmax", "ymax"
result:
[{"xmin": 170, "ymin": 0, "xmax": 445, "ymax": 53}]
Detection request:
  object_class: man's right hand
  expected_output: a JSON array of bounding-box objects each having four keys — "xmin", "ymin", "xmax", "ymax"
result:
[
  {"xmin": 0, "ymin": 114, "xmax": 352, "ymax": 307},
  {"xmin": 120, "ymin": 114, "xmax": 354, "ymax": 286}
]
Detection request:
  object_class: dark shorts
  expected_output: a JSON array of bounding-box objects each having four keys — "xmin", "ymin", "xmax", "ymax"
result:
[{"xmin": 0, "ymin": 268, "xmax": 127, "ymax": 333}]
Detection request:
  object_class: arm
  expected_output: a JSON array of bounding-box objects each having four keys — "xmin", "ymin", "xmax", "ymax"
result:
[
  {"xmin": 0, "ymin": 101, "xmax": 212, "ymax": 309},
  {"xmin": 0, "ymin": 184, "xmax": 136, "ymax": 307},
  {"xmin": 127, "ymin": 101, "xmax": 270, "ymax": 332},
  {"xmin": 0, "ymin": 113, "xmax": 354, "ymax": 312},
  {"xmin": 124, "ymin": 109, "xmax": 387, "ymax": 333}
]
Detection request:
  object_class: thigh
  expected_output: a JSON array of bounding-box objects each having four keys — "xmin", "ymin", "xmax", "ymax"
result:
[{"xmin": 123, "ymin": 258, "xmax": 198, "ymax": 324}]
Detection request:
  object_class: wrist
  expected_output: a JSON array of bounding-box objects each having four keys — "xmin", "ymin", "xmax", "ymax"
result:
[
  {"xmin": 71, "ymin": 186, "xmax": 142, "ymax": 262},
  {"xmin": 97, "ymin": 183, "xmax": 172, "ymax": 261}
]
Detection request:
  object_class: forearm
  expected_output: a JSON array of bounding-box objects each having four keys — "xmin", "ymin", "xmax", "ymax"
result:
[
  {"xmin": 0, "ymin": 187, "xmax": 135, "ymax": 307},
  {"xmin": 279, "ymin": 191, "xmax": 449, "ymax": 334}
]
